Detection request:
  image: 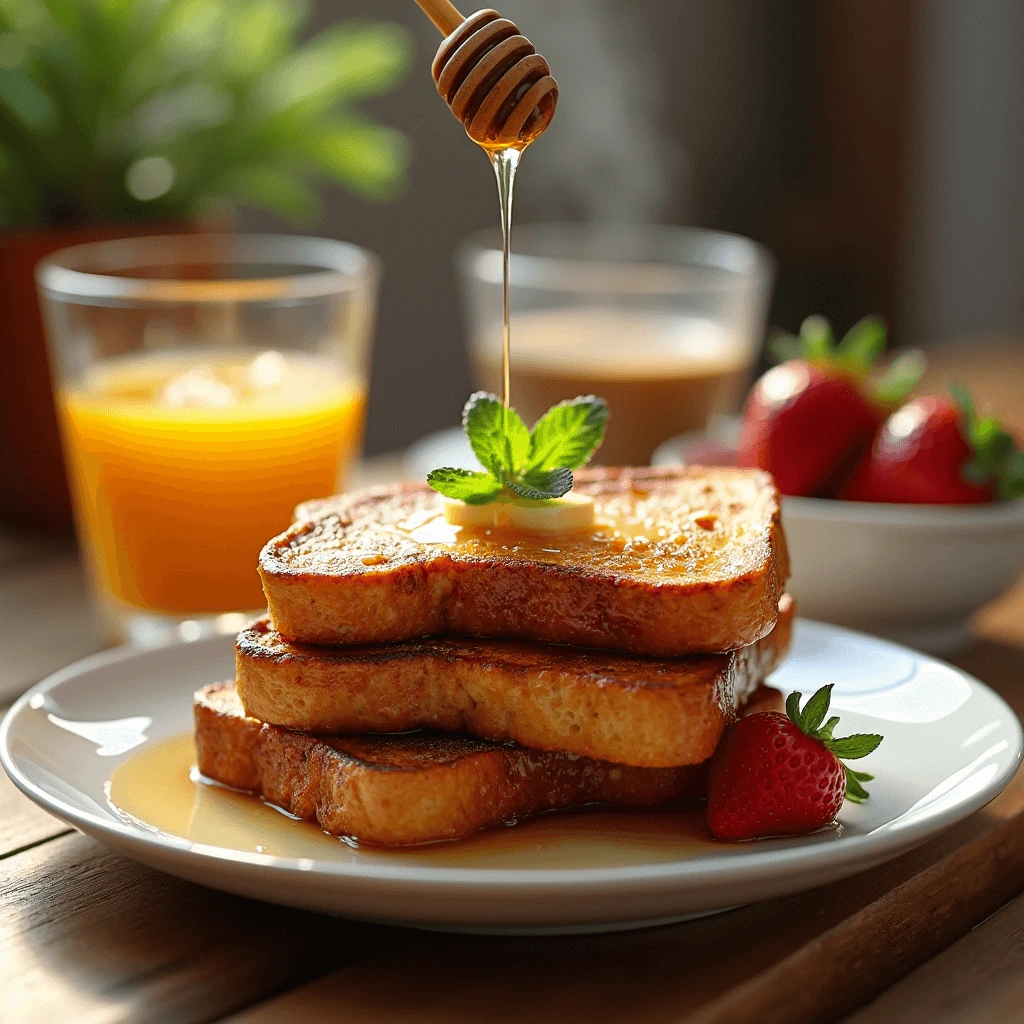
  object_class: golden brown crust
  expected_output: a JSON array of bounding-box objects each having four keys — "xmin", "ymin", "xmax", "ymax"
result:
[
  {"xmin": 194, "ymin": 684, "xmax": 706, "ymax": 846},
  {"xmin": 259, "ymin": 466, "xmax": 789, "ymax": 657},
  {"xmin": 236, "ymin": 596, "xmax": 794, "ymax": 769}
]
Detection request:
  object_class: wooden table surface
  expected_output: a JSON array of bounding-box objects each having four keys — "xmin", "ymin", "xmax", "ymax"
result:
[{"xmin": 3, "ymin": 340, "xmax": 1024, "ymax": 1024}]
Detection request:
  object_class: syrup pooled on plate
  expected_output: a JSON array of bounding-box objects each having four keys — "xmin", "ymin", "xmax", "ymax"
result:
[{"xmin": 107, "ymin": 732, "xmax": 740, "ymax": 870}]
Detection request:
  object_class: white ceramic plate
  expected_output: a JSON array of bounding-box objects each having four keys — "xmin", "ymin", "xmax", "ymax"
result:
[{"xmin": 2, "ymin": 621, "xmax": 1020, "ymax": 934}]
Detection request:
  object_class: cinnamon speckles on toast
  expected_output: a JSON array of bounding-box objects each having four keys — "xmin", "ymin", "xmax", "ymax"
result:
[{"xmin": 259, "ymin": 466, "xmax": 789, "ymax": 656}]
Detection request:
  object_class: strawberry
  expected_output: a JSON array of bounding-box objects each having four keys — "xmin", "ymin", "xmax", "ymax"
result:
[
  {"xmin": 707, "ymin": 684, "xmax": 882, "ymax": 841},
  {"xmin": 736, "ymin": 316, "xmax": 925, "ymax": 496},
  {"xmin": 840, "ymin": 387, "xmax": 1024, "ymax": 504}
]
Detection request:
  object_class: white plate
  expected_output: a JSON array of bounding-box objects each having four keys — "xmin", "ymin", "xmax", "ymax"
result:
[{"xmin": 2, "ymin": 621, "xmax": 1020, "ymax": 934}]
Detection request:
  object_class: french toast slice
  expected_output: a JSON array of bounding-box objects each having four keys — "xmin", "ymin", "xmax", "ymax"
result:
[
  {"xmin": 236, "ymin": 595, "xmax": 794, "ymax": 769},
  {"xmin": 259, "ymin": 466, "xmax": 789, "ymax": 656},
  {"xmin": 194, "ymin": 683, "xmax": 708, "ymax": 846}
]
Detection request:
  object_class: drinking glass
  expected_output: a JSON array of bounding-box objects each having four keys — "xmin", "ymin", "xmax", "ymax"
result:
[
  {"xmin": 459, "ymin": 223, "xmax": 773, "ymax": 465},
  {"xmin": 37, "ymin": 234, "xmax": 379, "ymax": 646}
]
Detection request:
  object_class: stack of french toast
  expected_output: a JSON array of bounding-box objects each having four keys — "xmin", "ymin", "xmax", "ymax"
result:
[{"xmin": 194, "ymin": 466, "xmax": 792, "ymax": 846}]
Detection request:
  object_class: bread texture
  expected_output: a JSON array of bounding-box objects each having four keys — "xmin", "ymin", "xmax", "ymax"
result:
[
  {"xmin": 236, "ymin": 595, "xmax": 793, "ymax": 769},
  {"xmin": 194, "ymin": 684, "xmax": 707, "ymax": 846},
  {"xmin": 259, "ymin": 466, "xmax": 789, "ymax": 657}
]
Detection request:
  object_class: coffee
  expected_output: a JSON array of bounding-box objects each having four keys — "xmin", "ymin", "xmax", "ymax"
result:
[{"xmin": 472, "ymin": 308, "xmax": 751, "ymax": 465}]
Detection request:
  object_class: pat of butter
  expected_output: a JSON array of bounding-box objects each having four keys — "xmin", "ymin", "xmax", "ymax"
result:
[{"xmin": 444, "ymin": 492, "xmax": 595, "ymax": 533}]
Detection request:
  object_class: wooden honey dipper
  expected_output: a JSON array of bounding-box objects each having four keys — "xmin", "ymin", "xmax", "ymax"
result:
[{"xmin": 414, "ymin": 0, "xmax": 558, "ymax": 149}]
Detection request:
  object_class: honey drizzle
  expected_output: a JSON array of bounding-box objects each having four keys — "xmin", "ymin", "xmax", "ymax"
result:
[{"xmin": 488, "ymin": 146, "xmax": 521, "ymax": 409}]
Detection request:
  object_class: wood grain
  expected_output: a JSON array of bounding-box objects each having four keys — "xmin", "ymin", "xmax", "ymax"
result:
[
  {"xmin": 0, "ymin": 547, "xmax": 101, "ymax": 701},
  {"xmin": 0, "ymin": 771, "xmax": 70, "ymax": 860},
  {"xmin": 844, "ymin": 893, "xmax": 1024, "ymax": 1023},
  {"xmin": 0, "ymin": 832, "xmax": 405, "ymax": 1024},
  {"xmin": 215, "ymin": 800, "xmax": 1024, "ymax": 1024},
  {"xmin": 0, "ymin": 702, "xmax": 71, "ymax": 858}
]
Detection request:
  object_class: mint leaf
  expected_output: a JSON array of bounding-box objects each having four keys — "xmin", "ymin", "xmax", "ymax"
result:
[
  {"xmin": 525, "ymin": 396, "xmax": 609, "ymax": 473},
  {"xmin": 427, "ymin": 468, "xmax": 502, "ymax": 504},
  {"xmin": 462, "ymin": 392, "xmax": 529, "ymax": 481},
  {"xmin": 432, "ymin": 391, "xmax": 611, "ymax": 507},
  {"xmin": 800, "ymin": 684, "xmax": 833, "ymax": 734},
  {"xmin": 826, "ymin": 733, "xmax": 884, "ymax": 759},
  {"xmin": 506, "ymin": 468, "xmax": 573, "ymax": 500},
  {"xmin": 836, "ymin": 317, "xmax": 887, "ymax": 374}
]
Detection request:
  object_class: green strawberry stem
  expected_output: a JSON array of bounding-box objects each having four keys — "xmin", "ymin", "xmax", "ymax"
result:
[
  {"xmin": 951, "ymin": 384, "xmax": 1024, "ymax": 500},
  {"xmin": 770, "ymin": 315, "xmax": 925, "ymax": 409},
  {"xmin": 785, "ymin": 684, "xmax": 883, "ymax": 803}
]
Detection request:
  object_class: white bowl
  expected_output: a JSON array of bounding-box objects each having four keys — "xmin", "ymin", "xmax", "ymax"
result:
[
  {"xmin": 653, "ymin": 433, "xmax": 1024, "ymax": 654},
  {"xmin": 778, "ymin": 496, "xmax": 1024, "ymax": 652}
]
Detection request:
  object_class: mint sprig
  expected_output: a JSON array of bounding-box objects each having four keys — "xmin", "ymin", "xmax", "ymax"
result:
[
  {"xmin": 785, "ymin": 684, "xmax": 883, "ymax": 804},
  {"xmin": 428, "ymin": 392, "xmax": 609, "ymax": 504}
]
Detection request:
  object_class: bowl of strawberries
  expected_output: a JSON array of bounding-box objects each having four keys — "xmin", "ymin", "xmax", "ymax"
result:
[{"xmin": 654, "ymin": 316, "xmax": 1024, "ymax": 654}]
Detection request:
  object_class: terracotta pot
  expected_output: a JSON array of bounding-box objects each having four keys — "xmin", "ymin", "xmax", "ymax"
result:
[{"xmin": 0, "ymin": 223, "xmax": 202, "ymax": 532}]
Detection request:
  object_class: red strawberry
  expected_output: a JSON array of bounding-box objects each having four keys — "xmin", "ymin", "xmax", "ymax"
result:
[
  {"xmin": 840, "ymin": 388, "xmax": 1024, "ymax": 504},
  {"xmin": 707, "ymin": 684, "xmax": 882, "ymax": 841},
  {"xmin": 737, "ymin": 362, "xmax": 877, "ymax": 496},
  {"xmin": 736, "ymin": 316, "xmax": 924, "ymax": 497}
]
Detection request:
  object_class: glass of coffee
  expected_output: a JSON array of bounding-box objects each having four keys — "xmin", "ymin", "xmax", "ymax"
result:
[{"xmin": 459, "ymin": 224, "xmax": 773, "ymax": 465}]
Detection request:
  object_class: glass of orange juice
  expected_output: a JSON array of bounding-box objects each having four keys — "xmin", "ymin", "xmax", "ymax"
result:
[{"xmin": 37, "ymin": 234, "xmax": 378, "ymax": 646}]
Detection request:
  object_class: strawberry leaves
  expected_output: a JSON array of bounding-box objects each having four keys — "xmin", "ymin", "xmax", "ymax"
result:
[
  {"xmin": 428, "ymin": 392, "xmax": 608, "ymax": 504},
  {"xmin": 834, "ymin": 316, "xmax": 887, "ymax": 374},
  {"xmin": 770, "ymin": 314, "xmax": 925, "ymax": 408},
  {"xmin": 786, "ymin": 684, "xmax": 883, "ymax": 802},
  {"xmin": 952, "ymin": 384, "xmax": 1024, "ymax": 500},
  {"xmin": 771, "ymin": 315, "xmax": 884, "ymax": 374},
  {"xmin": 874, "ymin": 350, "xmax": 929, "ymax": 407},
  {"xmin": 844, "ymin": 768, "xmax": 875, "ymax": 804}
]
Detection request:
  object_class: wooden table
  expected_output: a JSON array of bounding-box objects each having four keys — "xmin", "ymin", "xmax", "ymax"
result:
[{"xmin": 4, "ymin": 343, "xmax": 1024, "ymax": 1024}]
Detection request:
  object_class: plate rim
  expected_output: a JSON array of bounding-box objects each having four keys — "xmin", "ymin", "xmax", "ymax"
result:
[{"xmin": 3, "ymin": 621, "xmax": 1021, "ymax": 891}]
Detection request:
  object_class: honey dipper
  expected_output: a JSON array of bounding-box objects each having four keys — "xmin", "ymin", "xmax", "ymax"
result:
[{"xmin": 414, "ymin": 0, "xmax": 558, "ymax": 149}]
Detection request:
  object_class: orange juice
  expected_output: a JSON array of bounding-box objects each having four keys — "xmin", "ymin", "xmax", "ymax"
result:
[{"xmin": 59, "ymin": 350, "xmax": 365, "ymax": 615}]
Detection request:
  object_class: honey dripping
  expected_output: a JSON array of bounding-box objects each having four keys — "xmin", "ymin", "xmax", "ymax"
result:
[
  {"xmin": 421, "ymin": 1, "xmax": 559, "ymax": 408},
  {"xmin": 490, "ymin": 145, "xmax": 519, "ymax": 407}
]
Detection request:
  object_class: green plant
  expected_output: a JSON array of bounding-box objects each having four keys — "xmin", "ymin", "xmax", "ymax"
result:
[{"xmin": 0, "ymin": 0, "xmax": 412, "ymax": 226}]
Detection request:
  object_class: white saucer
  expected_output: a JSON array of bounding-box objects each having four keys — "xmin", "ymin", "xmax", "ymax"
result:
[{"xmin": 2, "ymin": 621, "xmax": 1020, "ymax": 934}]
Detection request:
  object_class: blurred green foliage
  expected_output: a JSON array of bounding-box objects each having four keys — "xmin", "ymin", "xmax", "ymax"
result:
[{"xmin": 0, "ymin": 0, "xmax": 413, "ymax": 226}]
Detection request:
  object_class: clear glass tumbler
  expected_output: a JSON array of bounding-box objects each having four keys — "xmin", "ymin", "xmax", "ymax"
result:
[
  {"xmin": 37, "ymin": 234, "xmax": 379, "ymax": 646},
  {"xmin": 459, "ymin": 223, "xmax": 774, "ymax": 465}
]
